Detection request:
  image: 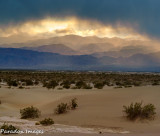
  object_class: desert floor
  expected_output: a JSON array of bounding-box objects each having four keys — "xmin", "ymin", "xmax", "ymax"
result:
[{"xmin": 0, "ymin": 86, "xmax": 160, "ymax": 136}]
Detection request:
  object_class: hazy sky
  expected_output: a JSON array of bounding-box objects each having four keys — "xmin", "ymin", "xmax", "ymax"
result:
[{"xmin": 0, "ymin": 0, "xmax": 160, "ymax": 41}]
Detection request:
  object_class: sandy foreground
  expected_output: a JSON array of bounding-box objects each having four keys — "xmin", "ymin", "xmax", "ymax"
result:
[{"xmin": 0, "ymin": 86, "xmax": 160, "ymax": 136}]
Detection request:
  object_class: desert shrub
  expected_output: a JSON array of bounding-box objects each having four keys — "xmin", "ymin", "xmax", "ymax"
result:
[
  {"xmin": 35, "ymin": 122, "xmax": 40, "ymax": 125},
  {"xmin": 124, "ymin": 85, "xmax": 132, "ymax": 88},
  {"xmin": 83, "ymin": 85, "xmax": 92, "ymax": 89},
  {"xmin": 141, "ymin": 104, "xmax": 156, "ymax": 119},
  {"xmin": 114, "ymin": 86, "xmax": 122, "ymax": 89},
  {"xmin": 34, "ymin": 80, "xmax": 39, "ymax": 85},
  {"xmin": 39, "ymin": 118, "xmax": 54, "ymax": 126},
  {"xmin": 104, "ymin": 81, "xmax": 110, "ymax": 86},
  {"xmin": 152, "ymin": 82, "xmax": 159, "ymax": 86},
  {"xmin": 123, "ymin": 102, "xmax": 142, "ymax": 120},
  {"xmin": 70, "ymin": 98, "xmax": 78, "ymax": 109},
  {"xmin": 123, "ymin": 102, "xmax": 156, "ymax": 120},
  {"xmin": 71, "ymin": 86, "xmax": 78, "ymax": 89},
  {"xmin": 115, "ymin": 81, "xmax": 123, "ymax": 86},
  {"xmin": 0, "ymin": 123, "xmax": 19, "ymax": 134},
  {"xmin": 133, "ymin": 82, "xmax": 141, "ymax": 86},
  {"xmin": 94, "ymin": 82, "xmax": 105, "ymax": 89},
  {"xmin": 55, "ymin": 103, "xmax": 69, "ymax": 114},
  {"xmin": 63, "ymin": 84, "xmax": 70, "ymax": 89},
  {"xmin": 70, "ymin": 80, "xmax": 75, "ymax": 84},
  {"xmin": 20, "ymin": 106, "xmax": 41, "ymax": 119},
  {"xmin": 75, "ymin": 81, "xmax": 86, "ymax": 89},
  {"xmin": 123, "ymin": 81, "xmax": 132, "ymax": 86},
  {"xmin": 25, "ymin": 80, "xmax": 33, "ymax": 86},
  {"xmin": 83, "ymin": 83, "xmax": 92, "ymax": 89},
  {"xmin": 60, "ymin": 81, "xmax": 71, "ymax": 89},
  {"xmin": 7, "ymin": 80, "xmax": 18, "ymax": 87},
  {"xmin": 43, "ymin": 80, "xmax": 58, "ymax": 89}
]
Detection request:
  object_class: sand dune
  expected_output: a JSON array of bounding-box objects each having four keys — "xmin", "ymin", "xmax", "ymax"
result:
[{"xmin": 0, "ymin": 86, "xmax": 160, "ymax": 136}]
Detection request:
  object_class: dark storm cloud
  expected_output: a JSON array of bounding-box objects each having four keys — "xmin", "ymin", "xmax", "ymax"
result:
[{"xmin": 0, "ymin": 0, "xmax": 160, "ymax": 37}]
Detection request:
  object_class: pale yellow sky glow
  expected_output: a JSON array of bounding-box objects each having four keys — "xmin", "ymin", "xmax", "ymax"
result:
[{"xmin": 0, "ymin": 17, "xmax": 148, "ymax": 40}]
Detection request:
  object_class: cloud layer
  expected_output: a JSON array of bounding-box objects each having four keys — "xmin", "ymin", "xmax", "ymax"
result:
[
  {"xmin": 0, "ymin": 0, "xmax": 160, "ymax": 38},
  {"xmin": 0, "ymin": 17, "xmax": 146, "ymax": 40}
]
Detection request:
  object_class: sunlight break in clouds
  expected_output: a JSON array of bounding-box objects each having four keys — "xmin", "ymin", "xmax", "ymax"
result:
[{"xmin": 0, "ymin": 17, "xmax": 148, "ymax": 40}]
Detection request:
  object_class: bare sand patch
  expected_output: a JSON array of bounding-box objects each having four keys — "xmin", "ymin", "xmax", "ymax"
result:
[{"xmin": 0, "ymin": 86, "xmax": 160, "ymax": 135}]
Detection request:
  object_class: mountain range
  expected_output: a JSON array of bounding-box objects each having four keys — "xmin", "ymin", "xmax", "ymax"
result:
[
  {"xmin": 22, "ymin": 44, "xmax": 79, "ymax": 55},
  {"xmin": 0, "ymin": 47, "xmax": 160, "ymax": 72},
  {"xmin": 0, "ymin": 35, "xmax": 160, "ymax": 71}
]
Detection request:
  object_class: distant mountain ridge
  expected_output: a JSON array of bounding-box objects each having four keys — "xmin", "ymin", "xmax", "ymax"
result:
[
  {"xmin": 0, "ymin": 48, "xmax": 99, "ymax": 69},
  {"xmin": 0, "ymin": 35, "xmax": 159, "ymax": 72},
  {"xmin": 0, "ymin": 47, "xmax": 160, "ymax": 72},
  {"xmin": 22, "ymin": 44, "xmax": 80, "ymax": 55},
  {"xmin": 91, "ymin": 46, "xmax": 153, "ymax": 58}
]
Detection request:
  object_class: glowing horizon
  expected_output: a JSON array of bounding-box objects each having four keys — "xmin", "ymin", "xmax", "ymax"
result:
[{"xmin": 0, "ymin": 17, "xmax": 149, "ymax": 41}]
